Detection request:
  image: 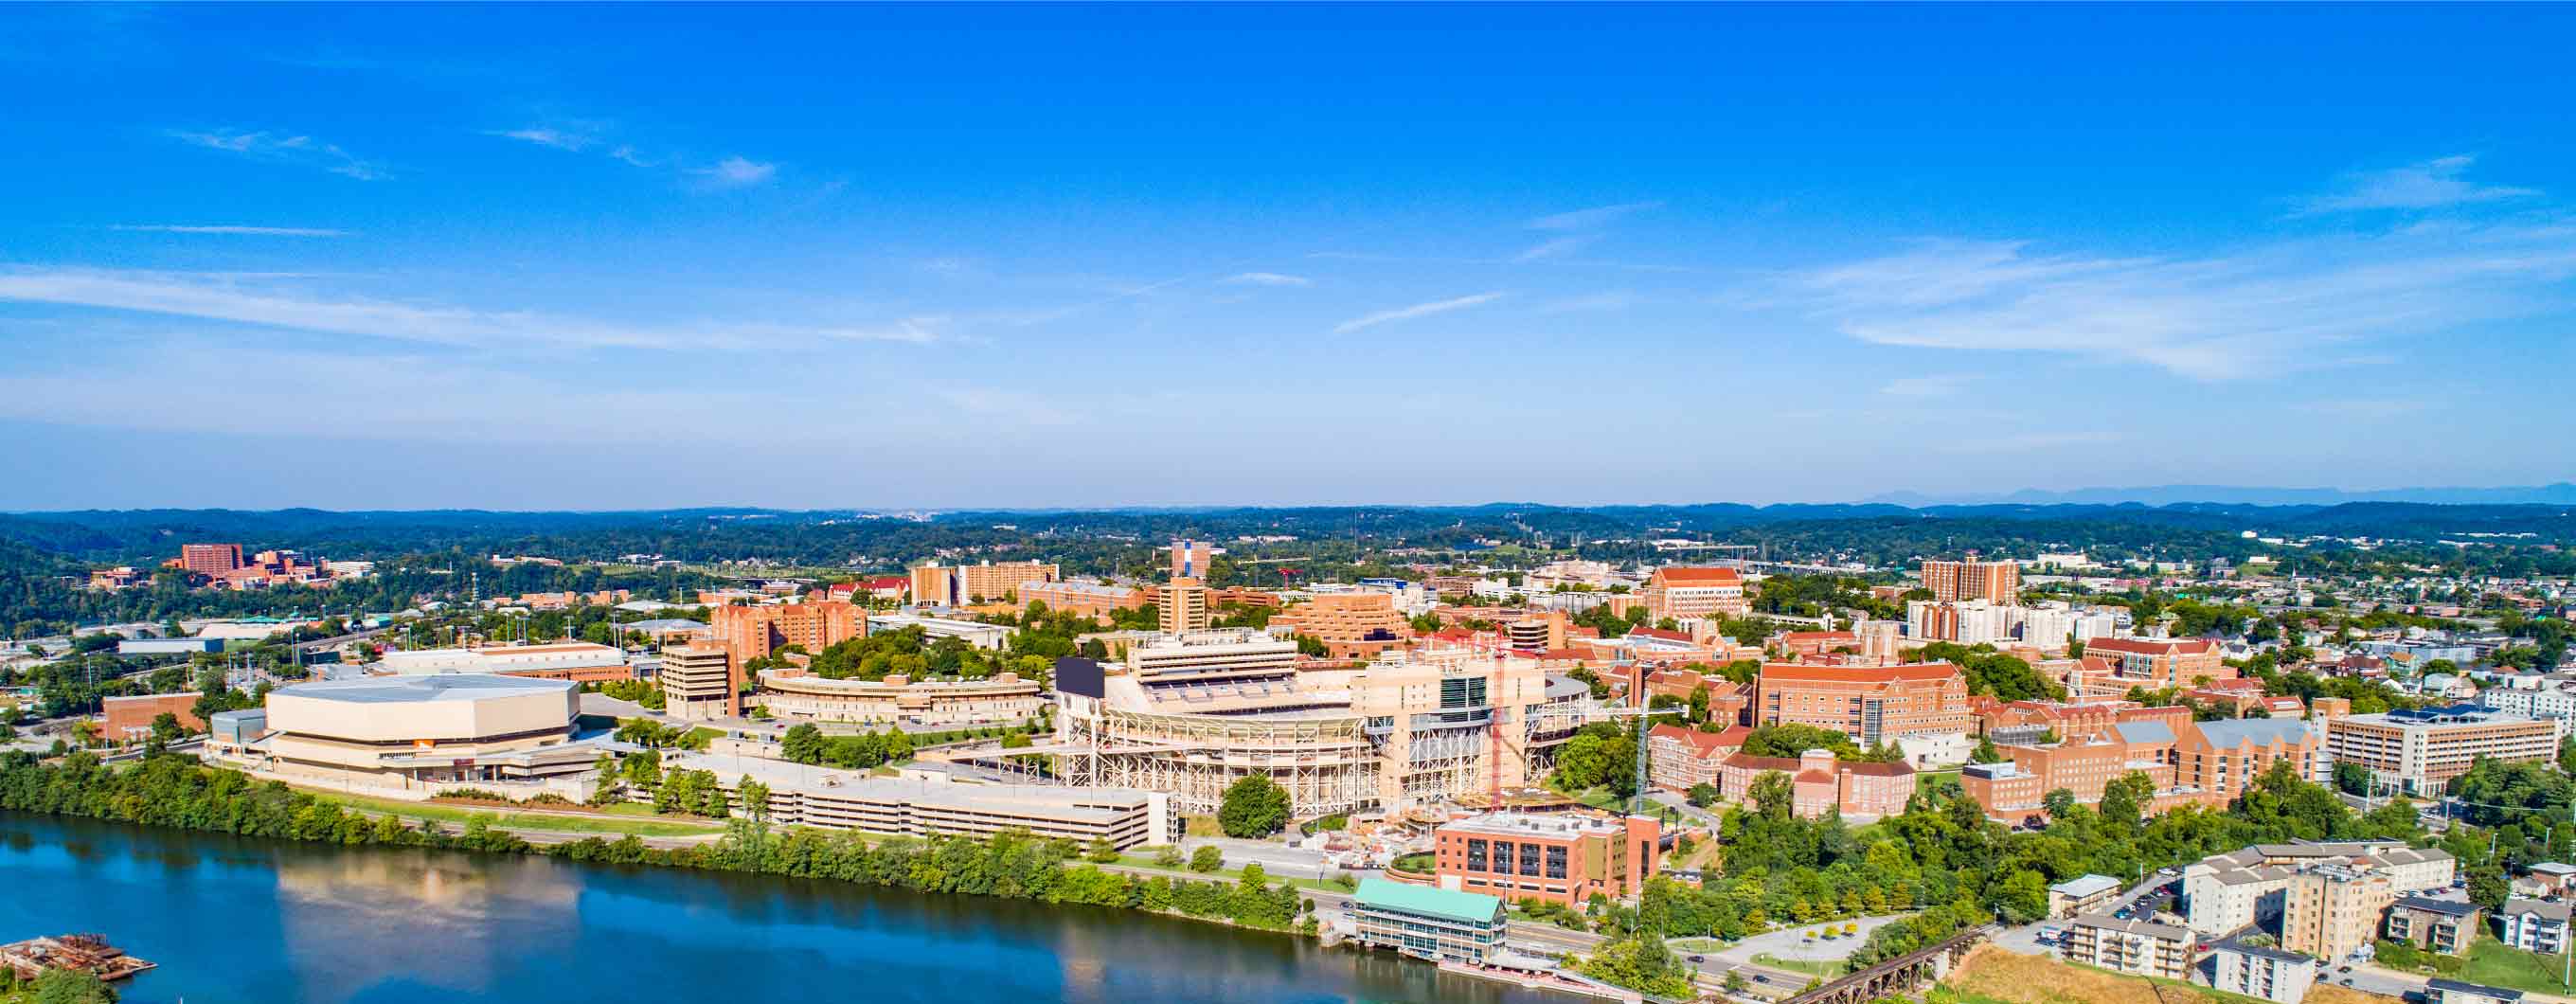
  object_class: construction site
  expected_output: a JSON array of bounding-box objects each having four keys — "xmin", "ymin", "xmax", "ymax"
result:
[
  {"xmin": 1023, "ymin": 631, "xmax": 1608, "ymax": 818},
  {"xmin": 0, "ymin": 934, "xmax": 156, "ymax": 984}
]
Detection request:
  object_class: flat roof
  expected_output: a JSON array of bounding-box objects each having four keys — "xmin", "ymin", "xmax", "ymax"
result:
[
  {"xmin": 272, "ymin": 673, "xmax": 577, "ymax": 704},
  {"xmin": 2051, "ymin": 874, "xmax": 2123, "ymax": 898},
  {"xmin": 1353, "ymin": 878, "xmax": 1503, "ymax": 925},
  {"xmin": 2429, "ymin": 978, "xmax": 2523, "ymax": 1000}
]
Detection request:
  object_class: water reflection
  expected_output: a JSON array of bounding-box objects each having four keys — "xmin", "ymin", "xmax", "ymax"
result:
[{"xmin": 3, "ymin": 813, "xmax": 1571, "ymax": 1004}]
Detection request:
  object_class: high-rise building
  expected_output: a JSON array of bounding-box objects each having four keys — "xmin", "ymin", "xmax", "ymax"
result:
[
  {"xmin": 1922, "ymin": 559, "xmax": 2020, "ymax": 603},
  {"xmin": 2281, "ymin": 864, "xmax": 2394, "ymax": 960},
  {"xmin": 180, "ymin": 543, "xmax": 245, "ymax": 576},
  {"xmin": 1641, "ymin": 566, "xmax": 1748, "ymax": 621},
  {"xmin": 659, "ymin": 642, "xmax": 738, "ymax": 720},
  {"xmin": 1159, "ymin": 578, "xmax": 1212, "ymax": 634},
  {"xmin": 908, "ymin": 561, "xmax": 1061, "ymax": 607},
  {"xmin": 711, "ymin": 601, "xmax": 865, "ymax": 672},
  {"xmin": 1170, "ymin": 539, "xmax": 1213, "ymax": 581}
]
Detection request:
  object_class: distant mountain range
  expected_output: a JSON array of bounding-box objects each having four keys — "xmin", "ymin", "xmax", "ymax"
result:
[{"xmin": 1864, "ymin": 483, "xmax": 2576, "ymax": 507}]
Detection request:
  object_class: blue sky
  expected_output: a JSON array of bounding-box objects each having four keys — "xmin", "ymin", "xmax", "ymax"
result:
[{"xmin": 3, "ymin": 4, "xmax": 2571, "ymax": 510}]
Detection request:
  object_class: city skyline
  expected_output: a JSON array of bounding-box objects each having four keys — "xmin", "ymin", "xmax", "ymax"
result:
[{"xmin": 4, "ymin": 5, "xmax": 2573, "ymax": 510}]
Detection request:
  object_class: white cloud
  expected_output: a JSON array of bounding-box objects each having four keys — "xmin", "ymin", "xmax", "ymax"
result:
[
  {"xmin": 608, "ymin": 145, "xmax": 657, "ymax": 168},
  {"xmin": 1513, "ymin": 235, "xmax": 1595, "ymax": 262},
  {"xmin": 692, "ymin": 155, "xmax": 777, "ymax": 188},
  {"xmin": 1879, "ymin": 374, "xmax": 1971, "ymax": 398},
  {"xmin": 1333, "ymin": 293, "xmax": 1505, "ymax": 333},
  {"xmin": 0, "ymin": 268, "xmax": 944, "ymax": 351},
  {"xmin": 1784, "ymin": 224, "xmax": 2576, "ymax": 380},
  {"xmin": 1527, "ymin": 201, "xmax": 1662, "ymax": 231},
  {"xmin": 490, "ymin": 127, "xmax": 594, "ymax": 152},
  {"xmin": 1223, "ymin": 272, "xmax": 1313, "ymax": 287},
  {"xmin": 2295, "ymin": 155, "xmax": 2539, "ymax": 214},
  {"xmin": 111, "ymin": 224, "xmax": 347, "ymax": 237},
  {"xmin": 1538, "ymin": 291, "xmax": 1638, "ymax": 314},
  {"xmin": 168, "ymin": 129, "xmax": 386, "ymax": 180}
]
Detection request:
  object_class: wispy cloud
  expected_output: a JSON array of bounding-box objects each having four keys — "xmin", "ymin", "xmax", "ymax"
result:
[
  {"xmin": 1222, "ymin": 272, "xmax": 1313, "ymax": 287},
  {"xmin": 1527, "ymin": 201, "xmax": 1662, "ymax": 231},
  {"xmin": 2295, "ymin": 155, "xmax": 2538, "ymax": 215},
  {"xmin": 1538, "ymin": 291, "xmax": 1638, "ymax": 314},
  {"xmin": 490, "ymin": 126, "xmax": 595, "ymax": 152},
  {"xmin": 1879, "ymin": 374, "xmax": 1972, "ymax": 398},
  {"xmin": 169, "ymin": 129, "xmax": 387, "ymax": 180},
  {"xmin": 692, "ymin": 155, "xmax": 777, "ymax": 188},
  {"xmin": 111, "ymin": 224, "xmax": 348, "ymax": 237},
  {"xmin": 1782, "ymin": 221, "xmax": 2576, "ymax": 380},
  {"xmin": 1333, "ymin": 292, "xmax": 1504, "ymax": 333},
  {"xmin": 0, "ymin": 268, "xmax": 943, "ymax": 351},
  {"xmin": 1513, "ymin": 235, "xmax": 1596, "ymax": 262},
  {"xmin": 2299, "ymin": 398, "xmax": 2427, "ymax": 420}
]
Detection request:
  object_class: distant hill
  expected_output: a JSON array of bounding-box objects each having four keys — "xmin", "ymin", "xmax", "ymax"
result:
[{"xmin": 1867, "ymin": 483, "xmax": 2576, "ymax": 507}]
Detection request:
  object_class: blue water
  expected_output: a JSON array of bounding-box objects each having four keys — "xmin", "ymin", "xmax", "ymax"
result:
[{"xmin": 0, "ymin": 814, "xmax": 1564, "ymax": 1003}]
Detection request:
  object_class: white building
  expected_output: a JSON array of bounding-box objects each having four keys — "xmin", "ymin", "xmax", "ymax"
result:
[{"xmin": 2211, "ymin": 939, "xmax": 2318, "ymax": 1004}]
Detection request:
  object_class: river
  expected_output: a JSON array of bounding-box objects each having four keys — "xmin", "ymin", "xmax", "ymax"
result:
[{"xmin": 1, "ymin": 814, "xmax": 1569, "ymax": 1004}]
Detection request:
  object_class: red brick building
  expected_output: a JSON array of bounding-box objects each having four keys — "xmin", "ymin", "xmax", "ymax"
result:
[
  {"xmin": 1715, "ymin": 747, "xmax": 1914, "ymax": 818},
  {"xmin": 1433, "ymin": 812, "xmax": 1661, "ymax": 907},
  {"xmin": 1646, "ymin": 724, "xmax": 1752, "ymax": 792},
  {"xmin": 101, "ymin": 692, "xmax": 206, "ymax": 743},
  {"xmin": 1757, "ymin": 662, "xmax": 1975, "ymax": 747}
]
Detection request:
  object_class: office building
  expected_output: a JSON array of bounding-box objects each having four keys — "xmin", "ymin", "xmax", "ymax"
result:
[
  {"xmin": 1159, "ymin": 578, "xmax": 1212, "ymax": 634},
  {"xmin": 215, "ymin": 674, "xmax": 599, "ymax": 787},
  {"xmin": 1757, "ymin": 662, "xmax": 1975, "ymax": 747},
  {"xmin": 1922, "ymin": 559, "xmax": 2019, "ymax": 603},
  {"xmin": 1170, "ymin": 539, "xmax": 1213, "ymax": 581},
  {"xmin": 2082, "ymin": 637, "xmax": 2233, "ymax": 690},
  {"xmin": 100, "ymin": 693, "xmax": 205, "ymax": 743},
  {"xmin": 2327, "ymin": 705, "xmax": 2566, "ymax": 796},
  {"xmin": 1351, "ymin": 878, "xmax": 1509, "ymax": 965},
  {"xmin": 1642, "ymin": 566, "xmax": 1749, "ymax": 621},
  {"xmin": 2210, "ymin": 937, "xmax": 2318, "ymax": 1004},
  {"xmin": 1433, "ymin": 812, "xmax": 1660, "ymax": 907},
  {"xmin": 180, "ymin": 542, "xmax": 246, "ymax": 576},
  {"xmin": 2062, "ymin": 915, "xmax": 2192, "ymax": 978},
  {"xmin": 756, "ymin": 668, "xmax": 1042, "ymax": 726},
  {"xmin": 659, "ymin": 642, "xmax": 738, "ymax": 720}
]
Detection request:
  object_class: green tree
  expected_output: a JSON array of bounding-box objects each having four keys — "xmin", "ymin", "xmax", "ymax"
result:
[
  {"xmin": 31, "ymin": 967, "xmax": 118, "ymax": 1004},
  {"xmin": 1218, "ymin": 775, "xmax": 1292, "ymax": 838},
  {"xmin": 1190, "ymin": 845, "xmax": 1225, "ymax": 873},
  {"xmin": 779, "ymin": 723, "xmax": 825, "ymax": 764},
  {"xmin": 1687, "ymin": 782, "xmax": 1719, "ymax": 808}
]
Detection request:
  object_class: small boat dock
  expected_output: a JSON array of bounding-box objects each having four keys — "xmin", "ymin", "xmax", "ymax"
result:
[{"xmin": 0, "ymin": 934, "xmax": 157, "ymax": 982}]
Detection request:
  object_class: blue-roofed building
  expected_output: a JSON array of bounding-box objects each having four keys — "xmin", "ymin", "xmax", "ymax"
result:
[{"xmin": 1350, "ymin": 878, "xmax": 1506, "ymax": 964}]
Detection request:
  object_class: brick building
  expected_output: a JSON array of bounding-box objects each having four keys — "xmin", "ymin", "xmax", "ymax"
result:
[
  {"xmin": 1921, "ymin": 559, "xmax": 2019, "ymax": 603},
  {"xmin": 1756, "ymin": 662, "xmax": 1975, "ymax": 747},
  {"xmin": 101, "ymin": 692, "xmax": 206, "ymax": 743},
  {"xmin": 1433, "ymin": 812, "xmax": 1661, "ymax": 908},
  {"xmin": 1713, "ymin": 747, "xmax": 1914, "ymax": 817},
  {"xmin": 1642, "ymin": 566, "xmax": 1749, "ymax": 622}
]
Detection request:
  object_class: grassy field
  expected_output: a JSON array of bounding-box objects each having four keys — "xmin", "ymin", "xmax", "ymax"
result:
[
  {"xmin": 316, "ymin": 790, "xmax": 727, "ymax": 838},
  {"xmin": 1751, "ymin": 953, "xmax": 1845, "ymax": 978},
  {"xmin": 2457, "ymin": 938, "xmax": 2575, "ymax": 995},
  {"xmin": 1941, "ymin": 945, "xmax": 2373, "ymax": 1004}
]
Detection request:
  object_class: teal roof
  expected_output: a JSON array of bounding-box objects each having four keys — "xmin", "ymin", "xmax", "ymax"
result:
[{"xmin": 1353, "ymin": 878, "xmax": 1503, "ymax": 925}]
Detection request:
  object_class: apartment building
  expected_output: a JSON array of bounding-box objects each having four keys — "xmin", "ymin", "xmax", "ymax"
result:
[
  {"xmin": 1433, "ymin": 812, "xmax": 1660, "ymax": 908},
  {"xmin": 2500, "ymin": 898, "xmax": 2571, "ymax": 955},
  {"xmin": 2181, "ymin": 842, "xmax": 2456, "ymax": 937},
  {"xmin": 1642, "ymin": 566, "xmax": 1749, "ymax": 621},
  {"xmin": 2385, "ymin": 897, "xmax": 2480, "ymax": 956},
  {"xmin": 2049, "ymin": 875, "xmax": 2123, "ymax": 919},
  {"xmin": 2427, "ymin": 979, "xmax": 2526, "ymax": 1004},
  {"xmin": 910, "ymin": 560, "xmax": 1060, "ymax": 607},
  {"xmin": 2211, "ymin": 938, "xmax": 2319, "ymax": 1004},
  {"xmin": 1757, "ymin": 662, "xmax": 1975, "ymax": 747},
  {"xmin": 180, "ymin": 542, "xmax": 246, "ymax": 576},
  {"xmin": 1170, "ymin": 539, "xmax": 1213, "ymax": 581},
  {"xmin": 711, "ymin": 601, "xmax": 865, "ymax": 674},
  {"xmin": 2062, "ymin": 915, "xmax": 2192, "ymax": 978},
  {"xmin": 2327, "ymin": 705, "xmax": 2565, "ymax": 796},
  {"xmin": 658, "ymin": 641, "xmax": 738, "ymax": 720},
  {"xmin": 2083, "ymin": 636, "xmax": 2232, "ymax": 690},
  {"xmin": 1922, "ymin": 559, "xmax": 2019, "ymax": 603}
]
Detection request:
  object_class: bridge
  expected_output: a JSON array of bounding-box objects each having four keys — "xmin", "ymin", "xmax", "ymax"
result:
[{"xmin": 1772, "ymin": 925, "xmax": 1994, "ymax": 1004}]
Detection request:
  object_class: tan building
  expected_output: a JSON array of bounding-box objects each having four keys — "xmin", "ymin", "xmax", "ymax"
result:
[
  {"xmin": 910, "ymin": 561, "xmax": 1061, "ymax": 607},
  {"xmin": 711, "ymin": 601, "xmax": 864, "ymax": 671},
  {"xmin": 674, "ymin": 755, "xmax": 1175, "ymax": 848},
  {"xmin": 1642, "ymin": 566, "xmax": 1749, "ymax": 621},
  {"xmin": 1170, "ymin": 539, "xmax": 1214, "ymax": 581},
  {"xmin": 2326, "ymin": 706, "xmax": 2566, "ymax": 796},
  {"xmin": 378, "ymin": 641, "xmax": 634, "ymax": 683},
  {"xmin": 1160, "ymin": 578, "xmax": 1212, "ymax": 634},
  {"xmin": 1016, "ymin": 579, "xmax": 1144, "ymax": 619},
  {"xmin": 2281, "ymin": 864, "xmax": 2393, "ymax": 960},
  {"xmin": 659, "ymin": 641, "xmax": 738, "ymax": 720},
  {"xmin": 2083, "ymin": 636, "xmax": 2232, "ymax": 690},
  {"xmin": 1757, "ymin": 662, "xmax": 1975, "ymax": 747},
  {"xmin": 1922, "ymin": 559, "xmax": 2020, "ymax": 603},
  {"xmin": 2063, "ymin": 915, "xmax": 2193, "ymax": 978},
  {"xmin": 224, "ymin": 674, "xmax": 599, "ymax": 788},
  {"xmin": 1269, "ymin": 592, "xmax": 1410, "ymax": 657},
  {"xmin": 1963, "ymin": 714, "xmax": 2324, "ymax": 825},
  {"xmin": 756, "ymin": 668, "xmax": 1042, "ymax": 726}
]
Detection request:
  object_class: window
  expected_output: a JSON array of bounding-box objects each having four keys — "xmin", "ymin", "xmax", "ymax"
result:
[
  {"xmin": 1466, "ymin": 839, "xmax": 1487, "ymax": 871},
  {"xmin": 1494, "ymin": 841, "xmax": 1514, "ymax": 874},
  {"xmin": 1547, "ymin": 846, "xmax": 1568, "ymax": 879},
  {"xmin": 1520, "ymin": 843, "xmax": 1544, "ymax": 877}
]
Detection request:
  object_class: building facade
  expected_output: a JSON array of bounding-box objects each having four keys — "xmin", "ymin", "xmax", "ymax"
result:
[
  {"xmin": 658, "ymin": 642, "xmax": 738, "ymax": 720},
  {"xmin": 1351, "ymin": 879, "xmax": 1508, "ymax": 965},
  {"xmin": 755, "ymin": 668, "xmax": 1042, "ymax": 726},
  {"xmin": 1433, "ymin": 812, "xmax": 1660, "ymax": 908},
  {"xmin": 2327, "ymin": 705, "xmax": 2566, "ymax": 796},
  {"xmin": 1757, "ymin": 662, "xmax": 1975, "ymax": 747},
  {"xmin": 1922, "ymin": 559, "xmax": 2019, "ymax": 603},
  {"xmin": 1642, "ymin": 566, "xmax": 1749, "ymax": 621},
  {"xmin": 2062, "ymin": 916, "xmax": 2192, "ymax": 978}
]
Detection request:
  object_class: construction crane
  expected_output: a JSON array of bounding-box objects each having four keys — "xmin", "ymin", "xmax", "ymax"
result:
[{"xmin": 1599, "ymin": 700, "xmax": 1687, "ymax": 816}]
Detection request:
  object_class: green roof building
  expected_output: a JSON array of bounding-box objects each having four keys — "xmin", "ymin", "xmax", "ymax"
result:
[{"xmin": 1351, "ymin": 878, "xmax": 1507, "ymax": 964}]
